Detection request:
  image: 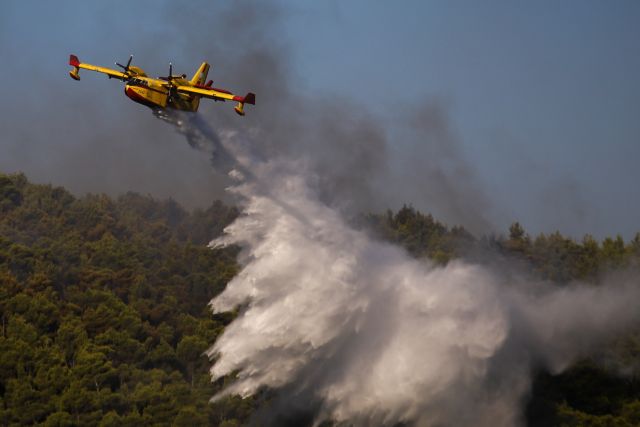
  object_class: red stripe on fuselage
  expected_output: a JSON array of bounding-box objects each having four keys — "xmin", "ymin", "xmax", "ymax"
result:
[
  {"xmin": 125, "ymin": 86, "xmax": 160, "ymax": 109},
  {"xmin": 193, "ymin": 84, "xmax": 232, "ymax": 95}
]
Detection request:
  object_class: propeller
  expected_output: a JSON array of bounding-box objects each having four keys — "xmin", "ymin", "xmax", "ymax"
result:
[
  {"xmin": 161, "ymin": 62, "xmax": 187, "ymax": 103},
  {"xmin": 115, "ymin": 55, "xmax": 133, "ymax": 75},
  {"xmin": 161, "ymin": 62, "xmax": 187, "ymax": 84}
]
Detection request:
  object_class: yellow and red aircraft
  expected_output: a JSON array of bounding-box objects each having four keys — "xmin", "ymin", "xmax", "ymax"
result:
[{"xmin": 69, "ymin": 54, "xmax": 255, "ymax": 116}]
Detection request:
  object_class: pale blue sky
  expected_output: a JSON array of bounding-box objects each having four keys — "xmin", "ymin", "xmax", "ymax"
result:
[{"xmin": 1, "ymin": 1, "xmax": 639, "ymax": 238}]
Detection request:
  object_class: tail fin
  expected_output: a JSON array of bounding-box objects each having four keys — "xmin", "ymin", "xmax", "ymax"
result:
[{"xmin": 190, "ymin": 62, "xmax": 210, "ymax": 86}]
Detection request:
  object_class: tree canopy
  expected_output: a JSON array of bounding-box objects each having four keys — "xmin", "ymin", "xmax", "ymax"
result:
[{"xmin": 1, "ymin": 173, "xmax": 640, "ymax": 426}]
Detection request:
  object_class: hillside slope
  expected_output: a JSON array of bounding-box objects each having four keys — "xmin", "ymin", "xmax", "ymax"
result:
[{"xmin": 1, "ymin": 173, "xmax": 640, "ymax": 426}]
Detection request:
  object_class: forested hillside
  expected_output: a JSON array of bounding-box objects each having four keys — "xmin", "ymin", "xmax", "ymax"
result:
[
  {"xmin": 0, "ymin": 172, "xmax": 253, "ymax": 426},
  {"xmin": 1, "ymin": 172, "xmax": 640, "ymax": 426},
  {"xmin": 364, "ymin": 205, "xmax": 640, "ymax": 283}
]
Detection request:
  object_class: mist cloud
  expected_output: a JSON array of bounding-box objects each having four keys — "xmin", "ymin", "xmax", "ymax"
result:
[{"xmin": 203, "ymin": 129, "xmax": 640, "ymax": 425}]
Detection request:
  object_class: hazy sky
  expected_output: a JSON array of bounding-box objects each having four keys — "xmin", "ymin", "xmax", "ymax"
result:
[
  {"xmin": 1, "ymin": 1, "xmax": 639, "ymax": 238},
  {"xmin": 282, "ymin": 1, "xmax": 640, "ymax": 239}
]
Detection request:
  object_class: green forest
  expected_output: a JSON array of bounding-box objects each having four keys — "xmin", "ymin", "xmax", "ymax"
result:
[{"xmin": 1, "ymin": 171, "xmax": 640, "ymax": 426}]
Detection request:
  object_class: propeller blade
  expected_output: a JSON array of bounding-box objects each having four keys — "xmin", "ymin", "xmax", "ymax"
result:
[
  {"xmin": 115, "ymin": 55, "xmax": 133, "ymax": 73},
  {"xmin": 169, "ymin": 62, "xmax": 173, "ymax": 80}
]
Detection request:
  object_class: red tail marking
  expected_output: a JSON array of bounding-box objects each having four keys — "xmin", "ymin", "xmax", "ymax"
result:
[
  {"xmin": 194, "ymin": 81, "xmax": 217, "ymax": 90},
  {"xmin": 244, "ymin": 92, "xmax": 256, "ymax": 105},
  {"xmin": 232, "ymin": 93, "xmax": 256, "ymax": 105},
  {"xmin": 69, "ymin": 54, "xmax": 80, "ymax": 67}
]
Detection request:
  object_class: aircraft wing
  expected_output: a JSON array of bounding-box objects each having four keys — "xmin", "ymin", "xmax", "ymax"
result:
[
  {"xmin": 175, "ymin": 85, "xmax": 256, "ymax": 115},
  {"xmin": 69, "ymin": 55, "xmax": 127, "ymax": 81},
  {"xmin": 174, "ymin": 85, "xmax": 245, "ymax": 102}
]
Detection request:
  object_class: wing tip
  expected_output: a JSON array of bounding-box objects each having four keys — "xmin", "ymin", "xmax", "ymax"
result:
[{"xmin": 69, "ymin": 54, "xmax": 80, "ymax": 67}]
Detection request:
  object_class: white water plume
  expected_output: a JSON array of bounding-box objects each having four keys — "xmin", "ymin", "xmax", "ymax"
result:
[{"xmin": 199, "ymin": 130, "xmax": 640, "ymax": 426}]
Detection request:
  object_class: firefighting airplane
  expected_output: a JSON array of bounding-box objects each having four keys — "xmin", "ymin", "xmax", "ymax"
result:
[{"xmin": 68, "ymin": 54, "xmax": 255, "ymax": 116}]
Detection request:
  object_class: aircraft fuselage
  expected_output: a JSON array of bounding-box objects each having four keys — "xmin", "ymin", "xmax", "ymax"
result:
[{"xmin": 124, "ymin": 76, "xmax": 200, "ymax": 111}]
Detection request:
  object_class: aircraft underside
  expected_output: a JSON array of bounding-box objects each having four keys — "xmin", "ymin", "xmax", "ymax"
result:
[{"xmin": 124, "ymin": 84, "xmax": 199, "ymax": 112}]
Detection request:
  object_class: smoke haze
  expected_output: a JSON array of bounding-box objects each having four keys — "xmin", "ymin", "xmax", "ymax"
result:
[
  {"xmin": 2, "ymin": 1, "xmax": 640, "ymax": 237},
  {"xmin": 0, "ymin": 1, "xmax": 516, "ymax": 235}
]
